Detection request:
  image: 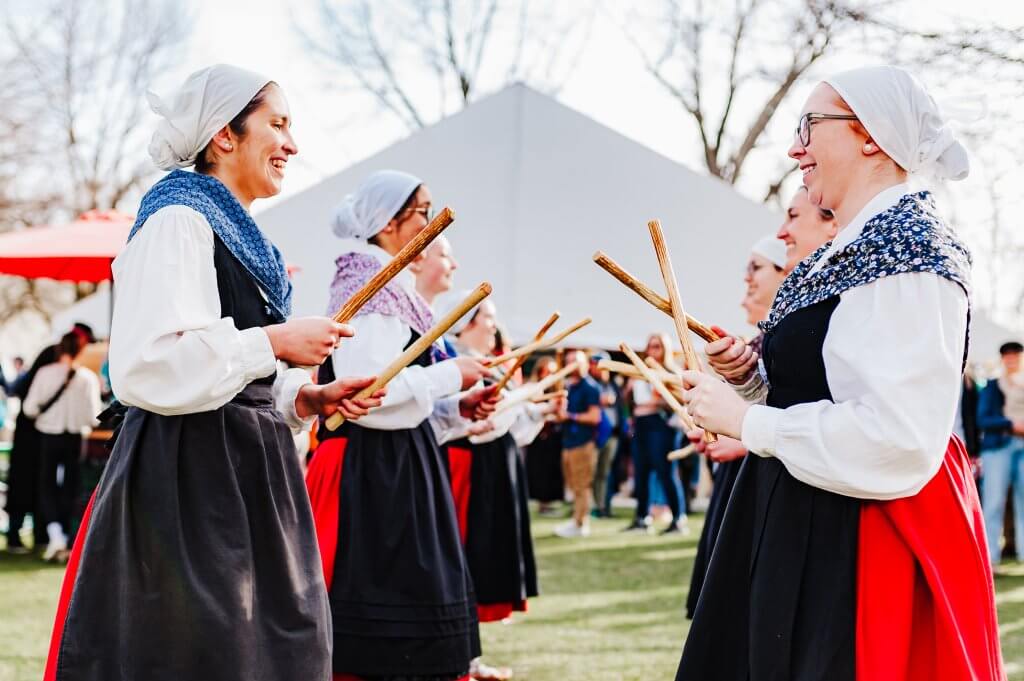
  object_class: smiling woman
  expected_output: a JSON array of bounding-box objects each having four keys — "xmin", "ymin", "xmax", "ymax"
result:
[{"xmin": 42, "ymin": 64, "xmax": 386, "ymax": 681}]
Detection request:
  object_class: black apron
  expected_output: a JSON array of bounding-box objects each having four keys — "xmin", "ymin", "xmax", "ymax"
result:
[
  {"xmin": 316, "ymin": 334, "xmax": 481, "ymax": 679},
  {"xmin": 458, "ymin": 432, "xmax": 539, "ymax": 608},
  {"xmin": 525, "ymin": 421, "xmax": 564, "ymax": 503},
  {"xmin": 677, "ymin": 297, "xmax": 860, "ymax": 681},
  {"xmin": 54, "ymin": 236, "xmax": 331, "ymax": 681}
]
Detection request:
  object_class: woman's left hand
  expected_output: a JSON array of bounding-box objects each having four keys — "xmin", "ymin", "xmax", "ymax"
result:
[
  {"xmin": 295, "ymin": 377, "xmax": 386, "ymax": 421},
  {"xmin": 679, "ymin": 371, "xmax": 750, "ymax": 440}
]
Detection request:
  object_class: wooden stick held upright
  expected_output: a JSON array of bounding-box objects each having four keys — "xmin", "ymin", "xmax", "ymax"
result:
[
  {"xmin": 483, "ymin": 317, "xmax": 592, "ymax": 368},
  {"xmin": 331, "ymin": 207, "xmax": 455, "ymax": 323},
  {"xmin": 325, "ymin": 281, "xmax": 491, "ymax": 431},
  {"xmin": 491, "ymin": 311, "xmax": 560, "ymax": 393},
  {"xmin": 620, "ymin": 343, "xmax": 696, "ymax": 431},
  {"xmin": 647, "ymin": 220, "xmax": 717, "ymax": 443},
  {"xmin": 592, "ymin": 251, "xmax": 720, "ymax": 343}
]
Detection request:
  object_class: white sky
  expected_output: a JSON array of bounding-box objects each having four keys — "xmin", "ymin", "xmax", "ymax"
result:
[{"xmin": 159, "ymin": 0, "xmax": 1024, "ymax": 327}]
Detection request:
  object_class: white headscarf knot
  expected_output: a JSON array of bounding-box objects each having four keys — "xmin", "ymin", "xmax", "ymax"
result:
[
  {"xmin": 824, "ymin": 65, "xmax": 970, "ymax": 182},
  {"xmin": 147, "ymin": 64, "xmax": 271, "ymax": 171}
]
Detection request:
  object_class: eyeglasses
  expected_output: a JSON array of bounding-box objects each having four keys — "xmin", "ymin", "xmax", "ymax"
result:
[
  {"xmin": 402, "ymin": 205, "xmax": 433, "ymax": 222},
  {"xmin": 796, "ymin": 112, "xmax": 859, "ymax": 147}
]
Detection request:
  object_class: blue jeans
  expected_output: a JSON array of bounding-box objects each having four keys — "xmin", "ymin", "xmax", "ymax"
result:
[
  {"xmin": 632, "ymin": 414, "xmax": 684, "ymax": 522},
  {"xmin": 981, "ymin": 436, "xmax": 1024, "ymax": 563}
]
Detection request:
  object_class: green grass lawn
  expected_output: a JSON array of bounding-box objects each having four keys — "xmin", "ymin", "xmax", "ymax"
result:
[{"xmin": 3, "ymin": 510, "xmax": 1024, "ymax": 680}]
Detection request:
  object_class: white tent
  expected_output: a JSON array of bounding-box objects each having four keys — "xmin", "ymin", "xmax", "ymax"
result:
[{"xmin": 258, "ymin": 84, "xmax": 782, "ymax": 350}]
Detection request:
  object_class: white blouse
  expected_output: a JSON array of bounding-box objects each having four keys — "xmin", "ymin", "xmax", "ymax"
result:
[
  {"xmin": 23, "ymin": 364, "xmax": 102, "ymax": 435},
  {"xmin": 108, "ymin": 205, "xmax": 313, "ymax": 431},
  {"xmin": 328, "ymin": 242, "xmax": 466, "ymax": 432},
  {"xmin": 739, "ymin": 184, "xmax": 969, "ymax": 501}
]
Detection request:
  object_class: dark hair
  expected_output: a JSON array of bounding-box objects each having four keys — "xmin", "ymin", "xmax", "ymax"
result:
[
  {"xmin": 368, "ymin": 184, "xmax": 422, "ymax": 247},
  {"xmin": 195, "ymin": 82, "xmax": 276, "ymax": 174},
  {"xmin": 58, "ymin": 332, "xmax": 82, "ymax": 358},
  {"xmin": 1000, "ymin": 341, "xmax": 1024, "ymax": 355},
  {"xmin": 797, "ymin": 185, "xmax": 835, "ymax": 221}
]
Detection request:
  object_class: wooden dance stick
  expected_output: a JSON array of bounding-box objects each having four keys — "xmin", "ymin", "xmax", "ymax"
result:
[
  {"xmin": 482, "ymin": 317, "xmax": 592, "ymax": 368},
  {"xmin": 530, "ymin": 389, "xmax": 568, "ymax": 404},
  {"xmin": 597, "ymin": 359, "xmax": 683, "ymax": 387},
  {"xmin": 647, "ymin": 357, "xmax": 687, "ymax": 402},
  {"xmin": 620, "ymin": 343, "xmax": 696, "ymax": 431},
  {"xmin": 325, "ymin": 281, "xmax": 491, "ymax": 431},
  {"xmin": 647, "ymin": 220, "xmax": 716, "ymax": 443},
  {"xmin": 667, "ymin": 444, "xmax": 697, "ymax": 461},
  {"xmin": 592, "ymin": 251, "xmax": 720, "ymax": 343},
  {"xmin": 494, "ymin": 361, "xmax": 583, "ymax": 415},
  {"xmin": 331, "ymin": 207, "xmax": 455, "ymax": 323},
  {"xmin": 491, "ymin": 311, "xmax": 561, "ymax": 393}
]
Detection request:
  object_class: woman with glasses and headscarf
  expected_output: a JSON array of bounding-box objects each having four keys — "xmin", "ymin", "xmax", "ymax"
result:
[
  {"xmin": 676, "ymin": 66, "xmax": 1003, "ymax": 680},
  {"xmin": 306, "ymin": 170, "xmax": 500, "ymax": 681}
]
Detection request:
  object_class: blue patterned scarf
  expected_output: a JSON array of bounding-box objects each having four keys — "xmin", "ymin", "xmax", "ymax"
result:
[
  {"xmin": 761, "ymin": 192, "xmax": 971, "ymax": 335},
  {"xmin": 129, "ymin": 170, "xmax": 292, "ymax": 321}
]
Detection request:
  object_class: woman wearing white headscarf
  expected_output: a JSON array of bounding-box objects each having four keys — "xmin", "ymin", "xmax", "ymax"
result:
[
  {"xmin": 306, "ymin": 170, "xmax": 496, "ymax": 681},
  {"xmin": 44, "ymin": 65, "xmax": 384, "ymax": 681},
  {"xmin": 684, "ymin": 234, "xmax": 789, "ymax": 620},
  {"xmin": 676, "ymin": 66, "xmax": 1003, "ymax": 680}
]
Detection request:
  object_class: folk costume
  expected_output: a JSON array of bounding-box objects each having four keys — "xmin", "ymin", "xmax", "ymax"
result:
[
  {"xmin": 304, "ymin": 171, "xmax": 481, "ymax": 681},
  {"xmin": 45, "ymin": 65, "xmax": 332, "ymax": 681},
  {"xmin": 677, "ymin": 66, "xmax": 1004, "ymax": 681}
]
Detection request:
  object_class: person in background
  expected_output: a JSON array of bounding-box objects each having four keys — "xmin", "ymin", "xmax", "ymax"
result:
[
  {"xmin": 6, "ymin": 327, "xmax": 93, "ymax": 553},
  {"xmin": 623, "ymin": 333, "xmax": 686, "ymax": 535},
  {"xmin": 554, "ymin": 349, "xmax": 602, "ymax": 538},
  {"xmin": 589, "ymin": 351, "xmax": 620, "ymax": 518},
  {"xmin": 776, "ymin": 185, "xmax": 839, "ymax": 272},
  {"xmin": 978, "ymin": 341, "xmax": 1024, "ymax": 564},
  {"xmin": 525, "ymin": 357, "xmax": 565, "ymax": 516},
  {"xmin": 686, "ymin": 234, "xmax": 789, "ymax": 618},
  {"xmin": 22, "ymin": 332, "xmax": 102, "ymax": 561}
]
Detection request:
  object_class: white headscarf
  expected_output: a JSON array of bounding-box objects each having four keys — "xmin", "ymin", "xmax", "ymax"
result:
[
  {"xmin": 147, "ymin": 64, "xmax": 271, "ymax": 171},
  {"xmin": 332, "ymin": 170, "xmax": 423, "ymax": 241},
  {"xmin": 751, "ymin": 235, "xmax": 788, "ymax": 270},
  {"xmin": 824, "ymin": 65, "xmax": 969, "ymax": 181}
]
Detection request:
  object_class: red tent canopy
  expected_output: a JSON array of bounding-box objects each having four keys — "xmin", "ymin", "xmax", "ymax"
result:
[{"xmin": 0, "ymin": 210, "xmax": 134, "ymax": 283}]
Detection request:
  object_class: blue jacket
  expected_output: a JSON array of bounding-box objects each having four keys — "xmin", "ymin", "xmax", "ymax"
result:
[{"xmin": 977, "ymin": 380, "xmax": 1015, "ymax": 452}]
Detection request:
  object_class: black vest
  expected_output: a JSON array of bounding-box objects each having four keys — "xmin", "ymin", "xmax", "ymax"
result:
[
  {"xmin": 761, "ymin": 297, "xmax": 841, "ymax": 408},
  {"xmin": 213, "ymin": 235, "xmax": 279, "ymax": 386}
]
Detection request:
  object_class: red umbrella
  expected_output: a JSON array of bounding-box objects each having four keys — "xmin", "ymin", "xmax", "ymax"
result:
[{"xmin": 0, "ymin": 209, "xmax": 134, "ymax": 282}]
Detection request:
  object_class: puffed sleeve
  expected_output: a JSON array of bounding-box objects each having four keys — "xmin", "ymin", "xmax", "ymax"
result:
[
  {"xmin": 741, "ymin": 272, "xmax": 967, "ymax": 500},
  {"xmin": 108, "ymin": 206, "xmax": 278, "ymax": 415},
  {"xmin": 330, "ymin": 313, "xmax": 463, "ymax": 430}
]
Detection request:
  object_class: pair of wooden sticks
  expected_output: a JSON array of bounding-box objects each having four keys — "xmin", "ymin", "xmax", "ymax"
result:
[
  {"xmin": 596, "ymin": 220, "xmax": 718, "ymax": 443},
  {"xmin": 324, "ymin": 207, "xmax": 493, "ymax": 431}
]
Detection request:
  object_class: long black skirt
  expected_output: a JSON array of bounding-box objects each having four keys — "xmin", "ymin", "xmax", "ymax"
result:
[
  {"xmin": 676, "ymin": 455, "xmax": 860, "ymax": 681},
  {"xmin": 51, "ymin": 383, "xmax": 331, "ymax": 681},
  {"xmin": 318, "ymin": 421, "xmax": 480, "ymax": 678},
  {"xmin": 525, "ymin": 423, "xmax": 563, "ymax": 503},
  {"xmin": 465, "ymin": 434, "xmax": 538, "ymax": 609},
  {"xmin": 686, "ymin": 457, "xmax": 743, "ymax": 618}
]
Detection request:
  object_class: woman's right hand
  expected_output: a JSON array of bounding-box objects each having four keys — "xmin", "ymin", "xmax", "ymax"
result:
[
  {"xmin": 264, "ymin": 317, "xmax": 352, "ymax": 366},
  {"xmin": 705, "ymin": 335, "xmax": 757, "ymax": 385},
  {"xmin": 452, "ymin": 356, "xmax": 492, "ymax": 390}
]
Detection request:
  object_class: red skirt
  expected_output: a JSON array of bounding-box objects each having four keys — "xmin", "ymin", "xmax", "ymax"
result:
[{"xmin": 857, "ymin": 436, "xmax": 1005, "ymax": 680}]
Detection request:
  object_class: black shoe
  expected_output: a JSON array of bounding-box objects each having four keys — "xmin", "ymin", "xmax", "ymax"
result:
[
  {"xmin": 622, "ymin": 519, "xmax": 652, "ymax": 533},
  {"xmin": 660, "ymin": 518, "xmax": 690, "ymax": 536}
]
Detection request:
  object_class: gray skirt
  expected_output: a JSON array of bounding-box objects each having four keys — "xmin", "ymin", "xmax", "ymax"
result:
[{"xmin": 51, "ymin": 382, "xmax": 331, "ymax": 681}]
